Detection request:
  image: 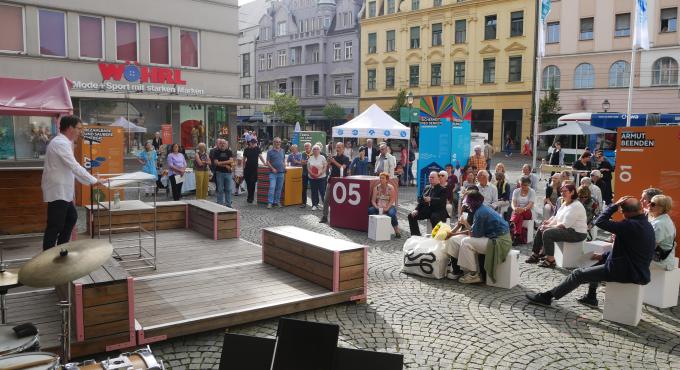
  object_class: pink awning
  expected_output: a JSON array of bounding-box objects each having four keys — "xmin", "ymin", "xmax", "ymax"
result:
[{"xmin": 0, "ymin": 76, "xmax": 73, "ymax": 116}]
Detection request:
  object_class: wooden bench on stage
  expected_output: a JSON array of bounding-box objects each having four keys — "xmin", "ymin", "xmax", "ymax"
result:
[
  {"xmin": 87, "ymin": 201, "xmax": 187, "ymax": 235},
  {"xmin": 68, "ymin": 258, "xmax": 135, "ymax": 356},
  {"xmin": 187, "ymin": 200, "xmax": 240, "ymax": 240},
  {"xmin": 261, "ymin": 226, "xmax": 367, "ymax": 300}
]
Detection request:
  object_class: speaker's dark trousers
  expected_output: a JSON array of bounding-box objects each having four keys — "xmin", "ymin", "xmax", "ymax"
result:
[{"xmin": 42, "ymin": 200, "xmax": 77, "ymax": 250}]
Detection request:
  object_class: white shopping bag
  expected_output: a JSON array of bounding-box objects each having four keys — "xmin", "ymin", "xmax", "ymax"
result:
[{"xmin": 402, "ymin": 236, "xmax": 449, "ymax": 279}]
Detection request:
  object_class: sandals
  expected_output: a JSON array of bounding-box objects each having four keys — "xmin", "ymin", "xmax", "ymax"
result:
[
  {"xmin": 525, "ymin": 254, "xmax": 541, "ymax": 264},
  {"xmin": 538, "ymin": 259, "xmax": 556, "ymax": 268}
]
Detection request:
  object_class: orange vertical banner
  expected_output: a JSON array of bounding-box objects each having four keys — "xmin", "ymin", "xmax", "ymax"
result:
[
  {"xmin": 161, "ymin": 124, "xmax": 173, "ymax": 146},
  {"xmin": 75, "ymin": 126, "xmax": 124, "ymax": 206},
  {"xmin": 614, "ymin": 126, "xmax": 680, "ymax": 257}
]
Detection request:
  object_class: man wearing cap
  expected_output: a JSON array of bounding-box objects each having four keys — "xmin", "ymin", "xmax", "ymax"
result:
[{"xmin": 468, "ymin": 146, "xmax": 487, "ymax": 172}]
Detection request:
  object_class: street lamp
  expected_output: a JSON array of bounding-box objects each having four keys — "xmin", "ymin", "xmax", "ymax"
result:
[
  {"xmin": 602, "ymin": 99, "xmax": 610, "ymax": 113},
  {"xmin": 406, "ymin": 91, "xmax": 414, "ymax": 107}
]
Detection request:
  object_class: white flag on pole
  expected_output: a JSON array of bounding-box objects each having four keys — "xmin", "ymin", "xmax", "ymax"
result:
[
  {"xmin": 537, "ymin": 0, "xmax": 552, "ymax": 57},
  {"xmin": 634, "ymin": 0, "xmax": 650, "ymax": 50}
]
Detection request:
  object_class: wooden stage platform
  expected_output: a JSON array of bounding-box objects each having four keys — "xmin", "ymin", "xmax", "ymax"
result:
[{"xmin": 3, "ymin": 227, "xmax": 367, "ymax": 358}]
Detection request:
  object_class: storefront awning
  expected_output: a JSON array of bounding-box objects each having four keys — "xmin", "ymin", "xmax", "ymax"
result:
[
  {"xmin": 0, "ymin": 76, "xmax": 73, "ymax": 116},
  {"xmin": 69, "ymin": 89, "xmax": 271, "ymax": 106}
]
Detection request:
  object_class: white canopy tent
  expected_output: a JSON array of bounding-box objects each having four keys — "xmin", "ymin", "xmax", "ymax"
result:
[
  {"xmin": 331, "ymin": 104, "xmax": 410, "ymax": 140},
  {"xmin": 112, "ymin": 116, "xmax": 147, "ymax": 133}
]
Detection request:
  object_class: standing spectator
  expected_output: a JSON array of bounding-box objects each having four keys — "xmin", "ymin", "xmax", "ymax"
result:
[
  {"xmin": 399, "ymin": 144, "xmax": 409, "ymax": 186},
  {"xmin": 300, "ymin": 142, "xmax": 312, "ymax": 208},
  {"xmin": 266, "ymin": 137, "xmax": 286, "ymax": 208},
  {"xmin": 572, "ymin": 151, "xmax": 592, "ymax": 182},
  {"xmin": 510, "ymin": 176, "xmax": 536, "ymax": 245},
  {"xmin": 374, "ymin": 142, "xmax": 396, "ymax": 177},
  {"xmin": 307, "ymin": 145, "xmax": 327, "ymax": 210},
  {"xmin": 137, "ymin": 141, "xmax": 158, "ymax": 196},
  {"xmin": 594, "ymin": 150, "xmax": 613, "ymax": 204},
  {"xmin": 349, "ymin": 150, "xmax": 369, "ymax": 176},
  {"xmin": 368, "ymin": 172, "xmax": 401, "ymax": 238},
  {"xmin": 521, "ymin": 164, "xmax": 539, "ymax": 191},
  {"xmin": 468, "ymin": 146, "xmax": 487, "ymax": 172},
  {"xmin": 445, "ymin": 164, "xmax": 459, "ymax": 207},
  {"xmin": 41, "ymin": 115, "xmax": 100, "ymax": 250},
  {"xmin": 359, "ymin": 139, "xmax": 378, "ymax": 174},
  {"xmin": 343, "ymin": 140, "xmax": 355, "ymax": 161},
  {"xmin": 549, "ymin": 142, "xmax": 565, "ymax": 166},
  {"xmin": 167, "ymin": 143, "xmax": 187, "ymax": 201},
  {"xmin": 211, "ymin": 139, "xmax": 235, "ymax": 207},
  {"xmin": 320, "ymin": 142, "xmax": 350, "ymax": 223},
  {"xmin": 243, "ymin": 139, "xmax": 262, "ymax": 204},
  {"xmin": 233, "ymin": 154, "xmax": 245, "ymax": 196},
  {"xmin": 522, "ymin": 136, "xmax": 532, "ymax": 156},
  {"xmin": 152, "ymin": 131, "xmax": 162, "ymax": 151},
  {"xmin": 504, "ymin": 135, "xmax": 513, "ymax": 157},
  {"xmin": 193, "ymin": 143, "xmax": 210, "ymax": 200},
  {"xmin": 453, "ymin": 160, "xmax": 464, "ymax": 184},
  {"xmin": 287, "ymin": 144, "xmax": 302, "ymax": 167},
  {"xmin": 483, "ymin": 140, "xmax": 494, "ymax": 170}
]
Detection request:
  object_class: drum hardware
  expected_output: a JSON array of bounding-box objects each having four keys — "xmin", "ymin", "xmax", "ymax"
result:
[
  {"xmin": 0, "ymin": 244, "xmax": 22, "ymax": 324},
  {"xmin": 63, "ymin": 345, "xmax": 165, "ymax": 370},
  {"xmin": 0, "ymin": 324, "xmax": 40, "ymax": 356},
  {"xmin": 18, "ymin": 239, "xmax": 113, "ymax": 364},
  {"xmin": 0, "ymin": 352, "xmax": 60, "ymax": 370}
]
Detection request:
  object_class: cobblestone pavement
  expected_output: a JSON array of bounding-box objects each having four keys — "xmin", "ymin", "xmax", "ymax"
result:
[{"xmin": 144, "ymin": 154, "xmax": 680, "ymax": 369}]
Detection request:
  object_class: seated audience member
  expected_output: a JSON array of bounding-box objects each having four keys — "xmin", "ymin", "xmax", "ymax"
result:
[
  {"xmin": 641, "ymin": 187, "xmax": 664, "ymax": 215},
  {"xmin": 649, "ymin": 195, "xmax": 677, "ymax": 271},
  {"xmin": 494, "ymin": 162, "xmax": 506, "ymax": 177},
  {"xmin": 493, "ymin": 172, "xmax": 512, "ymax": 219},
  {"xmin": 560, "ymin": 170, "xmax": 572, "ymax": 184},
  {"xmin": 544, "ymin": 173, "xmax": 562, "ymax": 219},
  {"xmin": 368, "ymin": 172, "xmax": 401, "ymax": 238},
  {"xmin": 509, "ymin": 176, "xmax": 537, "ymax": 245},
  {"xmin": 476, "ymin": 170, "xmax": 498, "ymax": 208},
  {"xmin": 580, "ymin": 176, "xmax": 602, "ymax": 209},
  {"xmin": 520, "ymin": 164, "xmax": 539, "ymax": 191},
  {"xmin": 444, "ymin": 191, "xmax": 512, "ymax": 284},
  {"xmin": 525, "ymin": 183, "xmax": 588, "ymax": 268},
  {"xmin": 526, "ymin": 197, "xmax": 655, "ymax": 306},
  {"xmin": 408, "ymin": 171, "xmax": 448, "ymax": 236},
  {"xmin": 577, "ymin": 185, "xmax": 599, "ymax": 227}
]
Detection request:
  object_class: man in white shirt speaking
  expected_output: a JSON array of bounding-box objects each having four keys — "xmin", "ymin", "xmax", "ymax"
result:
[{"xmin": 42, "ymin": 115, "xmax": 99, "ymax": 250}]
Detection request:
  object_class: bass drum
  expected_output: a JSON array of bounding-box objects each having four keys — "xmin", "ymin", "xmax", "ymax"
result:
[
  {"xmin": 0, "ymin": 352, "xmax": 60, "ymax": 370},
  {"xmin": 64, "ymin": 346, "xmax": 164, "ymax": 370}
]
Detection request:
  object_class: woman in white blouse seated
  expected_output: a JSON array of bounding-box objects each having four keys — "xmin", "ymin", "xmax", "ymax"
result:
[
  {"xmin": 525, "ymin": 183, "xmax": 588, "ymax": 268},
  {"xmin": 649, "ymin": 195, "xmax": 677, "ymax": 271}
]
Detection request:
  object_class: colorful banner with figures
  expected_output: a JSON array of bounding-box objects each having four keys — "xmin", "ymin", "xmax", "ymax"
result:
[
  {"xmin": 417, "ymin": 96, "xmax": 472, "ymax": 194},
  {"xmin": 75, "ymin": 125, "xmax": 124, "ymax": 206},
  {"xmin": 614, "ymin": 126, "xmax": 680, "ymax": 257}
]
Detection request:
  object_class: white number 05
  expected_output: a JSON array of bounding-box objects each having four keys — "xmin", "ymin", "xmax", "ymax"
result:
[
  {"xmin": 619, "ymin": 165, "xmax": 632, "ymax": 183},
  {"xmin": 332, "ymin": 182, "xmax": 361, "ymax": 205}
]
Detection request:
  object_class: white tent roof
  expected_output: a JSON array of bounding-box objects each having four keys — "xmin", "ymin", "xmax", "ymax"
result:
[
  {"xmin": 331, "ymin": 104, "xmax": 411, "ymax": 139},
  {"xmin": 112, "ymin": 116, "xmax": 147, "ymax": 133}
]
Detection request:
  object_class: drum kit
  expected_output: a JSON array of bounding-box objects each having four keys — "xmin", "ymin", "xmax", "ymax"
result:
[{"xmin": 0, "ymin": 240, "xmax": 164, "ymax": 369}]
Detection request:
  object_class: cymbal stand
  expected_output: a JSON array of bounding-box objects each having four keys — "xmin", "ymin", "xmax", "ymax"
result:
[
  {"xmin": 0, "ymin": 246, "xmax": 7, "ymax": 324},
  {"xmin": 58, "ymin": 249, "xmax": 72, "ymax": 364}
]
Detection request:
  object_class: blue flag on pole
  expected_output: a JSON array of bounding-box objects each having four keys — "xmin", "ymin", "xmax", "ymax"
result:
[
  {"xmin": 634, "ymin": 0, "xmax": 650, "ymax": 50},
  {"xmin": 537, "ymin": 0, "xmax": 552, "ymax": 57}
]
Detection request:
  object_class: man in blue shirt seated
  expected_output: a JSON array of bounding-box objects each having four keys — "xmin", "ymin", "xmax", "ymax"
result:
[
  {"xmin": 445, "ymin": 190, "xmax": 512, "ymax": 284},
  {"xmin": 526, "ymin": 196, "xmax": 655, "ymax": 307}
]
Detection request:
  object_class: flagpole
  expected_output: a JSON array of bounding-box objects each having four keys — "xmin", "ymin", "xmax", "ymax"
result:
[
  {"xmin": 626, "ymin": 1, "xmax": 639, "ymax": 127},
  {"xmin": 531, "ymin": 0, "xmax": 544, "ymax": 171}
]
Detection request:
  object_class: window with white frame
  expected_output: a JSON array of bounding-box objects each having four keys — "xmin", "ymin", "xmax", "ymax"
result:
[
  {"xmin": 432, "ymin": 23, "xmax": 442, "ymax": 46},
  {"xmin": 79, "ymin": 15, "xmax": 103, "ymax": 59},
  {"xmin": 344, "ymin": 41, "xmax": 352, "ymax": 59},
  {"xmin": 484, "ymin": 15, "xmax": 497, "ymax": 40},
  {"xmin": 574, "ymin": 63, "xmax": 595, "ymax": 88},
  {"xmin": 386, "ymin": 67, "xmax": 395, "ymax": 88},
  {"xmin": 368, "ymin": 1, "xmax": 376, "ymax": 17},
  {"xmin": 508, "ymin": 56, "xmax": 522, "ymax": 82},
  {"xmin": 580, "ymin": 17, "xmax": 593, "ymax": 40},
  {"xmin": 0, "ymin": 4, "xmax": 24, "ymax": 53},
  {"xmin": 483, "ymin": 58, "xmax": 495, "ymax": 83},
  {"xmin": 277, "ymin": 50, "xmax": 286, "ymax": 67},
  {"xmin": 542, "ymin": 65, "xmax": 560, "ymax": 90},
  {"xmin": 608, "ymin": 60, "xmax": 630, "ymax": 87},
  {"xmin": 242, "ymin": 85, "xmax": 251, "ymax": 99},
  {"xmin": 290, "ymin": 48, "xmax": 298, "ymax": 65},
  {"xmin": 116, "ymin": 20, "xmax": 137, "ymax": 61},
  {"xmin": 510, "ymin": 11, "xmax": 523, "ymax": 37},
  {"xmin": 661, "ymin": 8, "xmax": 677, "ymax": 33},
  {"xmin": 410, "ymin": 26, "xmax": 420, "ymax": 48},
  {"xmin": 454, "ymin": 19, "xmax": 466, "ymax": 44},
  {"xmin": 431, "ymin": 63, "xmax": 441, "ymax": 86},
  {"xmin": 409, "ymin": 65, "xmax": 419, "ymax": 87},
  {"xmin": 386, "ymin": 30, "xmax": 395, "ymax": 52},
  {"xmin": 387, "ymin": 0, "xmax": 395, "ymax": 14},
  {"xmin": 149, "ymin": 25, "xmax": 170, "ymax": 65},
  {"xmin": 547, "ymin": 22, "xmax": 560, "ymax": 43},
  {"xmin": 277, "ymin": 21, "xmax": 287, "ymax": 36},
  {"xmin": 40, "ymin": 9, "xmax": 66, "ymax": 57},
  {"xmin": 368, "ymin": 33, "xmax": 377, "ymax": 53},
  {"xmin": 334, "ymin": 80, "xmax": 342, "ymax": 95},
  {"xmin": 180, "ymin": 29, "xmax": 198, "ymax": 67},
  {"xmin": 367, "ymin": 69, "xmax": 377, "ymax": 90},
  {"xmin": 267, "ymin": 53, "xmax": 273, "ymax": 69},
  {"xmin": 312, "ymin": 80, "xmax": 319, "ymax": 95},
  {"xmin": 652, "ymin": 57, "xmax": 678, "ymax": 85},
  {"xmin": 334, "ymin": 42, "xmax": 342, "ymax": 61},
  {"xmin": 454, "ymin": 61, "xmax": 465, "ymax": 85},
  {"xmin": 615, "ymin": 13, "xmax": 630, "ymax": 37},
  {"xmin": 345, "ymin": 79, "xmax": 352, "ymax": 94},
  {"xmin": 242, "ymin": 53, "xmax": 250, "ymax": 77}
]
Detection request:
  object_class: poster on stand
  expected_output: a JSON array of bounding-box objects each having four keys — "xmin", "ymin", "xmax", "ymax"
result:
[
  {"xmin": 417, "ymin": 96, "xmax": 471, "ymax": 194},
  {"xmin": 298, "ymin": 131, "xmax": 327, "ymax": 151},
  {"xmin": 75, "ymin": 125, "xmax": 124, "ymax": 205},
  {"xmin": 614, "ymin": 126, "xmax": 680, "ymax": 257}
]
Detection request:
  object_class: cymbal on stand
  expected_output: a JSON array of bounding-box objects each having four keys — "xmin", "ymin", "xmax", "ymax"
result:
[{"xmin": 18, "ymin": 240, "xmax": 113, "ymax": 288}]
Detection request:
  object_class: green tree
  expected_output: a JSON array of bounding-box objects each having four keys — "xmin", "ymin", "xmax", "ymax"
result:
[
  {"xmin": 539, "ymin": 87, "xmax": 561, "ymax": 128},
  {"xmin": 264, "ymin": 92, "xmax": 304, "ymax": 125},
  {"xmin": 323, "ymin": 103, "xmax": 346, "ymax": 125},
  {"xmin": 388, "ymin": 89, "xmax": 407, "ymax": 121}
]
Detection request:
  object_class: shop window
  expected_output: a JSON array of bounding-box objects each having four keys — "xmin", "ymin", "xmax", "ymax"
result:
[
  {"xmin": 180, "ymin": 29, "xmax": 199, "ymax": 67},
  {"xmin": 150, "ymin": 25, "xmax": 170, "ymax": 65},
  {"xmin": 0, "ymin": 4, "xmax": 24, "ymax": 53},
  {"xmin": 0, "ymin": 116, "xmax": 56, "ymax": 160},
  {"xmin": 79, "ymin": 15, "xmax": 103, "ymax": 59},
  {"xmin": 39, "ymin": 9, "xmax": 66, "ymax": 57},
  {"xmin": 116, "ymin": 20, "xmax": 137, "ymax": 61}
]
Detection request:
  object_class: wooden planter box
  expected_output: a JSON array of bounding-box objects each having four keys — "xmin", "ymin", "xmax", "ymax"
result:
[{"xmin": 187, "ymin": 200, "xmax": 239, "ymax": 240}]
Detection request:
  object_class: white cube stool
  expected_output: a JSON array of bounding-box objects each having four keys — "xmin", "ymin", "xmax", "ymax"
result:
[
  {"xmin": 487, "ymin": 250, "xmax": 520, "ymax": 289},
  {"xmin": 643, "ymin": 257, "xmax": 680, "ymax": 309},
  {"xmin": 584, "ymin": 240, "xmax": 613, "ymax": 254},
  {"xmin": 554, "ymin": 241, "xmax": 585, "ymax": 268},
  {"xmin": 603, "ymin": 282, "xmax": 644, "ymax": 326},
  {"xmin": 368, "ymin": 215, "xmax": 393, "ymax": 241},
  {"xmin": 522, "ymin": 220, "xmax": 534, "ymax": 244}
]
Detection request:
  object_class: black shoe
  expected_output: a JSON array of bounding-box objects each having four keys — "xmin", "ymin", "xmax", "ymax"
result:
[
  {"xmin": 299, "ymin": 204, "xmax": 307, "ymax": 208},
  {"xmin": 577, "ymin": 295, "xmax": 599, "ymax": 308},
  {"xmin": 395, "ymin": 232, "xmax": 401, "ymax": 239},
  {"xmin": 319, "ymin": 217, "xmax": 328, "ymax": 223},
  {"xmin": 526, "ymin": 292, "xmax": 552, "ymax": 306}
]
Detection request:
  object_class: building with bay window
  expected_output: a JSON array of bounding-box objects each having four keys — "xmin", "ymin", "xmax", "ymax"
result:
[
  {"xmin": 0, "ymin": 0, "xmax": 264, "ymax": 162},
  {"xmin": 254, "ymin": 0, "xmax": 362, "ymax": 133}
]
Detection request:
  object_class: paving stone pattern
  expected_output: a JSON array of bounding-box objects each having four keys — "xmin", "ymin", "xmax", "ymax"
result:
[{"xmin": 144, "ymin": 154, "xmax": 680, "ymax": 369}]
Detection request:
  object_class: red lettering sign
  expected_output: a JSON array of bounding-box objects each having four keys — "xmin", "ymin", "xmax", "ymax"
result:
[
  {"xmin": 98, "ymin": 63, "xmax": 125, "ymax": 81},
  {"xmin": 98, "ymin": 63, "xmax": 187, "ymax": 85}
]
